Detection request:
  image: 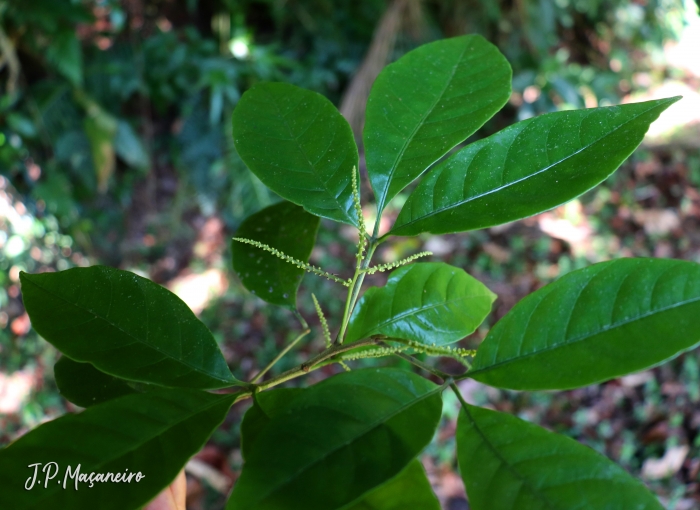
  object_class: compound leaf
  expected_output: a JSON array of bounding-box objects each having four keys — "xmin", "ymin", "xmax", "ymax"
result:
[
  {"xmin": 346, "ymin": 262, "xmax": 495, "ymax": 345},
  {"xmin": 457, "ymin": 402, "xmax": 663, "ymax": 510},
  {"xmin": 232, "ymin": 82, "xmax": 359, "ymax": 226},
  {"xmin": 342, "ymin": 459, "xmax": 440, "ymax": 510},
  {"xmin": 20, "ymin": 267, "xmax": 241, "ymax": 389},
  {"xmin": 0, "ymin": 389, "xmax": 236, "ymax": 510},
  {"xmin": 365, "ymin": 35, "xmax": 511, "ymax": 215},
  {"xmin": 227, "ymin": 368, "xmax": 443, "ymax": 510},
  {"xmin": 391, "ymin": 97, "xmax": 679, "ymax": 236},
  {"xmin": 54, "ymin": 357, "xmax": 137, "ymax": 408},
  {"xmin": 232, "ymin": 201, "xmax": 320, "ymax": 309},
  {"xmin": 470, "ymin": 258, "xmax": 700, "ymax": 390}
]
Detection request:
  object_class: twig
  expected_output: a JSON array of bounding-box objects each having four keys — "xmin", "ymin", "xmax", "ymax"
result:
[{"xmin": 249, "ymin": 328, "xmax": 310, "ymax": 383}]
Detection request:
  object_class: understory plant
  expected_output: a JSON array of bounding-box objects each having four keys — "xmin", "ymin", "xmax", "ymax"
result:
[{"xmin": 1, "ymin": 35, "xmax": 694, "ymax": 510}]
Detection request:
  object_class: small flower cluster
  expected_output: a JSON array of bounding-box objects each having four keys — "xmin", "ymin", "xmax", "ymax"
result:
[
  {"xmin": 351, "ymin": 166, "xmax": 367, "ymax": 264},
  {"xmin": 232, "ymin": 237, "xmax": 351, "ymax": 287},
  {"xmin": 363, "ymin": 251, "xmax": 433, "ymax": 275},
  {"xmin": 313, "ymin": 293, "xmax": 351, "ymax": 371},
  {"xmin": 341, "ymin": 345, "xmax": 407, "ymax": 361},
  {"xmin": 398, "ymin": 339, "xmax": 476, "ymax": 367},
  {"xmin": 312, "ymin": 293, "xmax": 332, "ymax": 348},
  {"xmin": 405, "ymin": 340, "xmax": 476, "ymax": 359}
]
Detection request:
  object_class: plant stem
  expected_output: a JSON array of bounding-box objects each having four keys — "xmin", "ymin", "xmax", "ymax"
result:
[
  {"xmin": 293, "ymin": 310, "xmax": 309, "ymax": 331},
  {"xmin": 233, "ymin": 337, "xmax": 382, "ymax": 403},
  {"xmin": 393, "ymin": 352, "xmax": 451, "ymax": 380},
  {"xmin": 450, "ymin": 381, "xmax": 469, "ymax": 408},
  {"xmin": 336, "ymin": 240, "xmax": 377, "ymax": 344},
  {"xmin": 250, "ymin": 328, "xmax": 310, "ymax": 383},
  {"xmin": 301, "ymin": 337, "xmax": 380, "ymax": 371}
]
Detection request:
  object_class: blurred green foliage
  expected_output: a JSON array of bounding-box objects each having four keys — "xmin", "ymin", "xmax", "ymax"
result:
[{"xmin": 1, "ymin": 0, "xmax": 689, "ymax": 260}]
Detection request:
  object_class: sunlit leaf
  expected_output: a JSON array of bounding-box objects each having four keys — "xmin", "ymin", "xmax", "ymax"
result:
[
  {"xmin": 232, "ymin": 82, "xmax": 359, "ymax": 225},
  {"xmin": 470, "ymin": 258, "xmax": 700, "ymax": 390},
  {"xmin": 346, "ymin": 263, "xmax": 495, "ymax": 345},
  {"xmin": 20, "ymin": 267, "xmax": 241, "ymax": 389},
  {"xmin": 392, "ymin": 97, "xmax": 679, "ymax": 235},
  {"xmin": 364, "ymin": 35, "xmax": 511, "ymax": 215}
]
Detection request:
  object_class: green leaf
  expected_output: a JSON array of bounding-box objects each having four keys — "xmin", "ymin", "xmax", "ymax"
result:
[
  {"xmin": 346, "ymin": 262, "xmax": 495, "ymax": 345},
  {"xmin": 232, "ymin": 82, "xmax": 359, "ymax": 226},
  {"xmin": 0, "ymin": 389, "xmax": 236, "ymax": 510},
  {"xmin": 227, "ymin": 368, "xmax": 443, "ymax": 510},
  {"xmin": 391, "ymin": 97, "xmax": 680, "ymax": 236},
  {"xmin": 46, "ymin": 30, "xmax": 83, "ymax": 87},
  {"xmin": 114, "ymin": 120, "xmax": 150, "ymax": 170},
  {"xmin": 342, "ymin": 460, "xmax": 440, "ymax": 510},
  {"xmin": 364, "ymin": 35, "xmax": 511, "ymax": 215},
  {"xmin": 232, "ymin": 201, "xmax": 320, "ymax": 308},
  {"xmin": 457, "ymin": 402, "xmax": 663, "ymax": 510},
  {"xmin": 240, "ymin": 388, "xmax": 304, "ymax": 460},
  {"xmin": 20, "ymin": 266, "xmax": 241, "ymax": 389},
  {"xmin": 54, "ymin": 357, "xmax": 137, "ymax": 408},
  {"xmin": 470, "ymin": 258, "xmax": 700, "ymax": 390}
]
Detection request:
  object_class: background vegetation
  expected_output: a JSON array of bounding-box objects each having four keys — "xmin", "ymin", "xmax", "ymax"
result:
[{"xmin": 2, "ymin": 0, "xmax": 699, "ymax": 508}]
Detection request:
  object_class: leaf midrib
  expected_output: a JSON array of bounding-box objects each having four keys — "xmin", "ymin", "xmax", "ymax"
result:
[
  {"xmin": 23, "ymin": 275, "xmax": 234, "ymax": 384},
  {"xmin": 461, "ymin": 406, "xmax": 559, "ymax": 510},
  {"xmin": 470, "ymin": 293, "xmax": 700, "ymax": 377},
  {"xmin": 264, "ymin": 87, "xmax": 355, "ymax": 225},
  {"xmin": 354, "ymin": 293, "xmax": 489, "ymax": 341},
  {"xmin": 393, "ymin": 99, "xmax": 672, "ymax": 232},
  {"xmin": 254, "ymin": 384, "xmax": 442, "ymax": 506},
  {"xmin": 374, "ymin": 41, "xmax": 470, "ymax": 214}
]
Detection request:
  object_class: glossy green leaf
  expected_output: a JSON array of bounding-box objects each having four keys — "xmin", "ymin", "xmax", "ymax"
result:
[
  {"xmin": 0, "ymin": 389, "xmax": 236, "ymax": 510},
  {"xmin": 364, "ymin": 35, "xmax": 511, "ymax": 214},
  {"xmin": 457, "ymin": 402, "xmax": 663, "ymax": 510},
  {"xmin": 20, "ymin": 266, "xmax": 241, "ymax": 389},
  {"xmin": 391, "ymin": 97, "xmax": 679, "ymax": 236},
  {"xmin": 470, "ymin": 258, "xmax": 700, "ymax": 390},
  {"xmin": 55, "ymin": 357, "xmax": 137, "ymax": 408},
  {"xmin": 232, "ymin": 201, "xmax": 320, "ymax": 308},
  {"xmin": 227, "ymin": 368, "xmax": 443, "ymax": 510},
  {"xmin": 232, "ymin": 82, "xmax": 359, "ymax": 226},
  {"xmin": 346, "ymin": 262, "xmax": 495, "ymax": 345},
  {"xmin": 342, "ymin": 460, "xmax": 440, "ymax": 510},
  {"xmin": 240, "ymin": 388, "xmax": 304, "ymax": 460}
]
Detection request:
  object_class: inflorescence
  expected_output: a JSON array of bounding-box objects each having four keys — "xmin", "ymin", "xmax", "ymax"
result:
[
  {"xmin": 232, "ymin": 237, "xmax": 351, "ymax": 287},
  {"xmin": 363, "ymin": 251, "xmax": 433, "ymax": 275}
]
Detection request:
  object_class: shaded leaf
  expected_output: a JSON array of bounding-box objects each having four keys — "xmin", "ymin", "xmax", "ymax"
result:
[
  {"xmin": 457, "ymin": 402, "xmax": 663, "ymax": 510},
  {"xmin": 46, "ymin": 30, "xmax": 83, "ymax": 86},
  {"xmin": 346, "ymin": 262, "xmax": 495, "ymax": 345},
  {"xmin": 364, "ymin": 35, "xmax": 511, "ymax": 214},
  {"xmin": 20, "ymin": 266, "xmax": 241, "ymax": 389},
  {"xmin": 240, "ymin": 388, "xmax": 304, "ymax": 460},
  {"xmin": 54, "ymin": 356, "xmax": 137, "ymax": 408},
  {"xmin": 392, "ymin": 97, "xmax": 679, "ymax": 236},
  {"xmin": 232, "ymin": 201, "xmax": 320, "ymax": 309},
  {"xmin": 0, "ymin": 389, "xmax": 236, "ymax": 510},
  {"xmin": 342, "ymin": 460, "xmax": 440, "ymax": 510},
  {"xmin": 227, "ymin": 368, "xmax": 443, "ymax": 510},
  {"xmin": 114, "ymin": 120, "xmax": 150, "ymax": 170},
  {"xmin": 470, "ymin": 258, "xmax": 700, "ymax": 390},
  {"xmin": 232, "ymin": 82, "xmax": 359, "ymax": 226}
]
